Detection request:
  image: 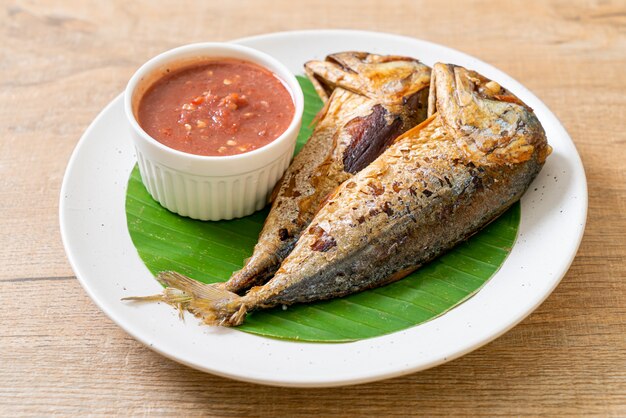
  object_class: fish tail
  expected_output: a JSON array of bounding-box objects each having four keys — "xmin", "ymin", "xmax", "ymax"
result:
[{"xmin": 123, "ymin": 271, "xmax": 248, "ymax": 326}]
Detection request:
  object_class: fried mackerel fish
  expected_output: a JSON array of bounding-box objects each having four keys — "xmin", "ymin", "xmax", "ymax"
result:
[
  {"xmin": 127, "ymin": 63, "xmax": 551, "ymax": 326},
  {"xmin": 221, "ymin": 52, "xmax": 431, "ymax": 292}
]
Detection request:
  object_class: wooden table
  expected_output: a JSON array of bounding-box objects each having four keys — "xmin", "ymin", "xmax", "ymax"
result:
[{"xmin": 2, "ymin": 0, "xmax": 625, "ymax": 415}]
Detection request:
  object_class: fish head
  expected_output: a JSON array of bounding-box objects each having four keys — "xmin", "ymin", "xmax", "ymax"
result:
[
  {"xmin": 429, "ymin": 63, "xmax": 551, "ymax": 165},
  {"xmin": 304, "ymin": 52, "xmax": 431, "ymax": 104}
]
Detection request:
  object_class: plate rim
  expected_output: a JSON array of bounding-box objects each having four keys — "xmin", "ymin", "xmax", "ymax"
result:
[{"xmin": 59, "ymin": 29, "xmax": 588, "ymax": 387}]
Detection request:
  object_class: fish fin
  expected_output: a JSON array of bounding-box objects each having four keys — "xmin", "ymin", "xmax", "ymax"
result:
[
  {"xmin": 189, "ymin": 298, "xmax": 248, "ymax": 327},
  {"xmin": 155, "ymin": 271, "xmax": 224, "ymax": 298},
  {"xmin": 122, "ymin": 285, "xmax": 194, "ymax": 320},
  {"xmin": 123, "ymin": 271, "xmax": 247, "ymax": 327}
]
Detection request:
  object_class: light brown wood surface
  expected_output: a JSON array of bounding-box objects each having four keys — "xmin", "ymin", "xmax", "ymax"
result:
[{"xmin": 1, "ymin": 0, "xmax": 625, "ymax": 415}]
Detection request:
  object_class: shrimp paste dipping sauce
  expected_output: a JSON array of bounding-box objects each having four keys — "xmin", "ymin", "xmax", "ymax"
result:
[{"xmin": 137, "ymin": 59, "xmax": 295, "ymax": 156}]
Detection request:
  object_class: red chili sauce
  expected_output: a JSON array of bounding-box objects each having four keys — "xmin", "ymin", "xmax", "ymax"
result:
[{"xmin": 137, "ymin": 59, "xmax": 295, "ymax": 156}]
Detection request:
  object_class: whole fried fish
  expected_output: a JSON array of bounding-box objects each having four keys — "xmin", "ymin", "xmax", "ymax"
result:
[
  {"xmin": 127, "ymin": 63, "xmax": 550, "ymax": 326},
  {"xmin": 222, "ymin": 52, "xmax": 431, "ymax": 292}
]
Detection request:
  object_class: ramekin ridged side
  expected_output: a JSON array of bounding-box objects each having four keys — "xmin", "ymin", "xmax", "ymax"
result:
[{"xmin": 134, "ymin": 144, "xmax": 294, "ymax": 221}]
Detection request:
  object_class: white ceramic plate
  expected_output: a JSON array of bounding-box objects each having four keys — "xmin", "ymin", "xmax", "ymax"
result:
[{"xmin": 60, "ymin": 30, "xmax": 587, "ymax": 387}]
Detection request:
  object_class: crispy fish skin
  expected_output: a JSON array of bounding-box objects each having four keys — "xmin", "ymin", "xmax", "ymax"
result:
[
  {"xmin": 128, "ymin": 62, "xmax": 550, "ymax": 327},
  {"xmin": 240, "ymin": 64, "xmax": 550, "ymax": 309},
  {"xmin": 223, "ymin": 53, "xmax": 431, "ymax": 293}
]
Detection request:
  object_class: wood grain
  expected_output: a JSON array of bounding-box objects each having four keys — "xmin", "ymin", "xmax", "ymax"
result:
[{"xmin": 1, "ymin": 0, "xmax": 625, "ymax": 415}]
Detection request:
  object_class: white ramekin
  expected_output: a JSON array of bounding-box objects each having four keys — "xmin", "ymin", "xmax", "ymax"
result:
[{"xmin": 124, "ymin": 43, "xmax": 304, "ymax": 221}]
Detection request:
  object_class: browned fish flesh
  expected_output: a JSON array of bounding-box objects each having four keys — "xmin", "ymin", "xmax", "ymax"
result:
[
  {"xmin": 127, "ymin": 62, "xmax": 550, "ymax": 326},
  {"xmin": 222, "ymin": 52, "xmax": 431, "ymax": 293}
]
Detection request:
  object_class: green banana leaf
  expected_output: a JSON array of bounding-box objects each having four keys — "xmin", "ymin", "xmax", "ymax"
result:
[{"xmin": 126, "ymin": 76, "xmax": 520, "ymax": 343}]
